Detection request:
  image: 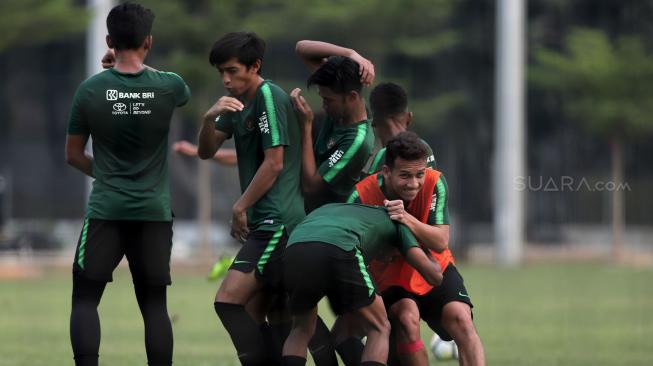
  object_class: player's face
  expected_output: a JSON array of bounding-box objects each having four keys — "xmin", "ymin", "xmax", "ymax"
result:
[
  {"xmin": 384, "ymin": 157, "xmax": 427, "ymax": 201},
  {"xmin": 318, "ymin": 86, "xmax": 347, "ymax": 120},
  {"xmin": 217, "ymin": 57, "xmax": 260, "ymax": 97}
]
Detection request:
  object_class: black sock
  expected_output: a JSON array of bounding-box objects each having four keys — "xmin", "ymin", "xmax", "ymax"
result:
[
  {"xmin": 281, "ymin": 355, "xmax": 306, "ymax": 366},
  {"xmin": 70, "ymin": 275, "xmax": 106, "ymax": 366},
  {"xmin": 268, "ymin": 321, "xmax": 291, "ymax": 363},
  {"xmin": 134, "ymin": 284, "xmax": 173, "ymax": 366},
  {"xmin": 259, "ymin": 322, "xmax": 282, "ymax": 364},
  {"xmin": 336, "ymin": 337, "xmax": 364, "ymax": 366},
  {"xmin": 308, "ymin": 315, "xmax": 338, "ymax": 366},
  {"xmin": 214, "ymin": 302, "xmax": 267, "ymax": 366},
  {"xmin": 360, "ymin": 362, "xmax": 385, "ymax": 366}
]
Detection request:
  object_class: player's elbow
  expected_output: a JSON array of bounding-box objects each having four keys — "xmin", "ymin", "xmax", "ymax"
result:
[
  {"xmin": 65, "ymin": 149, "xmax": 80, "ymax": 166},
  {"xmin": 295, "ymin": 40, "xmax": 308, "ymax": 55},
  {"xmin": 197, "ymin": 146, "xmax": 215, "ymax": 160},
  {"xmin": 269, "ymin": 159, "xmax": 283, "ymax": 174}
]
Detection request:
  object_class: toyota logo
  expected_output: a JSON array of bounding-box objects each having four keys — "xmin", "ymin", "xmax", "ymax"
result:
[{"xmin": 113, "ymin": 103, "xmax": 127, "ymax": 112}]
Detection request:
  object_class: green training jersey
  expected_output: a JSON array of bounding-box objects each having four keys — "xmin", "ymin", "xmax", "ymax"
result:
[
  {"xmin": 215, "ymin": 80, "xmax": 305, "ymax": 233},
  {"xmin": 311, "ymin": 116, "xmax": 375, "ymax": 208},
  {"xmin": 287, "ymin": 203, "xmax": 419, "ymax": 261},
  {"xmin": 67, "ymin": 68, "xmax": 190, "ymax": 221},
  {"xmin": 363, "ymin": 138, "xmax": 436, "ymax": 178},
  {"xmin": 347, "ymin": 174, "xmax": 450, "ymax": 225}
]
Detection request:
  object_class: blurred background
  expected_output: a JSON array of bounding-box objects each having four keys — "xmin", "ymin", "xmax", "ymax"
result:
[{"xmin": 0, "ymin": 1, "xmax": 652, "ymax": 365}]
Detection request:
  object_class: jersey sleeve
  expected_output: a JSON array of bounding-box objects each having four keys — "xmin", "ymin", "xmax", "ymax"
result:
[
  {"xmin": 423, "ymin": 141, "xmax": 437, "ymax": 169},
  {"xmin": 365, "ymin": 148, "xmax": 386, "ymax": 175},
  {"xmin": 257, "ymin": 83, "xmax": 289, "ymax": 150},
  {"xmin": 395, "ymin": 223, "xmax": 419, "ymax": 255},
  {"xmin": 318, "ymin": 122, "xmax": 372, "ymax": 185},
  {"xmin": 214, "ymin": 113, "xmax": 234, "ymax": 138},
  {"xmin": 427, "ymin": 174, "xmax": 450, "ymax": 225},
  {"xmin": 346, "ymin": 189, "xmax": 362, "ymax": 203},
  {"xmin": 164, "ymin": 72, "xmax": 190, "ymax": 107},
  {"xmin": 66, "ymin": 86, "xmax": 89, "ymax": 135}
]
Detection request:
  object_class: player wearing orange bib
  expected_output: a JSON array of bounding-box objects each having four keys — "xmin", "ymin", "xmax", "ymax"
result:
[{"xmin": 347, "ymin": 131, "xmax": 485, "ymax": 366}]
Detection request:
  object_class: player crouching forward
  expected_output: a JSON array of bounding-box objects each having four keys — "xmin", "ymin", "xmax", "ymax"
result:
[
  {"xmin": 350, "ymin": 131, "xmax": 485, "ymax": 366},
  {"xmin": 280, "ymin": 203, "xmax": 443, "ymax": 366}
]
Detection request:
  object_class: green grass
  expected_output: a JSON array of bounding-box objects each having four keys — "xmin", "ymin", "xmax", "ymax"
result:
[{"xmin": 0, "ymin": 263, "xmax": 652, "ymax": 365}]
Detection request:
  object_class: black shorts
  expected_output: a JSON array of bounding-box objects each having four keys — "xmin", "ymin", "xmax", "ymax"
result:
[
  {"xmin": 381, "ymin": 265, "xmax": 473, "ymax": 341},
  {"xmin": 72, "ymin": 218, "xmax": 173, "ymax": 286},
  {"xmin": 229, "ymin": 227, "xmax": 287, "ymax": 292},
  {"xmin": 284, "ymin": 242, "xmax": 376, "ymax": 316}
]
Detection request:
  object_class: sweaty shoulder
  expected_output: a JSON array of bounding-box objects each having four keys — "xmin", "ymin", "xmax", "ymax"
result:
[{"xmin": 258, "ymin": 81, "xmax": 291, "ymax": 104}]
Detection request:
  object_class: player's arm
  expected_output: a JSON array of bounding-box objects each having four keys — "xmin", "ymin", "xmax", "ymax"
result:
[
  {"xmin": 197, "ymin": 96, "xmax": 243, "ymax": 159},
  {"xmin": 173, "ymin": 140, "xmax": 237, "ymax": 166},
  {"xmin": 230, "ymin": 146, "xmax": 284, "ymax": 241},
  {"xmin": 385, "ymin": 199, "xmax": 449, "ymax": 253},
  {"xmin": 396, "ymin": 224, "xmax": 443, "ymax": 286},
  {"xmin": 404, "ymin": 247, "xmax": 443, "ymax": 286},
  {"xmin": 290, "ymin": 88, "xmax": 329, "ymax": 195},
  {"xmin": 65, "ymin": 134, "xmax": 94, "ymax": 177},
  {"xmin": 295, "ymin": 40, "xmax": 375, "ymax": 85}
]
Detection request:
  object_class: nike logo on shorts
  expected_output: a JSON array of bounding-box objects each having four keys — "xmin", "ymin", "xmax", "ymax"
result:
[{"xmin": 458, "ymin": 291, "xmax": 470, "ymax": 298}]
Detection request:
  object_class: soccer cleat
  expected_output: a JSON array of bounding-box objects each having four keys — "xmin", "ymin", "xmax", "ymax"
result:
[{"xmin": 207, "ymin": 255, "xmax": 234, "ymax": 281}]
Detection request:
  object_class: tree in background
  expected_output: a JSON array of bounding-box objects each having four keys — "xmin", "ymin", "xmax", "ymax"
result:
[
  {"xmin": 531, "ymin": 28, "xmax": 653, "ymax": 260},
  {"xmin": 0, "ymin": 0, "xmax": 88, "ymax": 52}
]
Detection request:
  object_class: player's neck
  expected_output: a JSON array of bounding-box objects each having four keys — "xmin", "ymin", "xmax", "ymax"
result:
[
  {"xmin": 114, "ymin": 50, "xmax": 147, "ymax": 74},
  {"xmin": 242, "ymin": 76, "xmax": 265, "ymax": 104},
  {"xmin": 381, "ymin": 121, "xmax": 406, "ymax": 146},
  {"xmin": 342, "ymin": 100, "xmax": 368, "ymax": 125}
]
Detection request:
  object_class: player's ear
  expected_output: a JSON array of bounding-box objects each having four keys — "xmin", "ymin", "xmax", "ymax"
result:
[
  {"xmin": 143, "ymin": 35, "xmax": 153, "ymax": 51},
  {"xmin": 405, "ymin": 111, "xmax": 413, "ymax": 128},
  {"xmin": 382, "ymin": 164, "xmax": 391, "ymax": 179},
  {"xmin": 346, "ymin": 90, "xmax": 359, "ymax": 103},
  {"xmin": 249, "ymin": 59, "xmax": 262, "ymax": 74},
  {"xmin": 106, "ymin": 35, "xmax": 113, "ymax": 49}
]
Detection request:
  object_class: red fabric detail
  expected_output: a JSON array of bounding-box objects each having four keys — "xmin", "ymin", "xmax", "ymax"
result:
[{"xmin": 396, "ymin": 339, "xmax": 425, "ymax": 355}]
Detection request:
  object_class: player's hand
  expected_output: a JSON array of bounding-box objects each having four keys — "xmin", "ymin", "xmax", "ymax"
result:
[
  {"xmin": 172, "ymin": 140, "xmax": 199, "ymax": 157},
  {"xmin": 204, "ymin": 96, "xmax": 244, "ymax": 121},
  {"xmin": 349, "ymin": 52, "xmax": 375, "ymax": 86},
  {"xmin": 290, "ymin": 88, "xmax": 314, "ymax": 126},
  {"xmin": 384, "ymin": 199, "xmax": 409, "ymax": 224},
  {"xmin": 101, "ymin": 49, "xmax": 115, "ymax": 69},
  {"xmin": 230, "ymin": 207, "xmax": 249, "ymax": 244}
]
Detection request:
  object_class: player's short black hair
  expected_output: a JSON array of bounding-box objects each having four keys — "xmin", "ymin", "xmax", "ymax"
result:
[
  {"xmin": 370, "ymin": 82, "xmax": 408, "ymax": 118},
  {"xmin": 106, "ymin": 2, "xmax": 154, "ymax": 51},
  {"xmin": 209, "ymin": 32, "xmax": 265, "ymax": 73},
  {"xmin": 307, "ymin": 56, "xmax": 362, "ymax": 95},
  {"xmin": 385, "ymin": 131, "xmax": 429, "ymax": 168}
]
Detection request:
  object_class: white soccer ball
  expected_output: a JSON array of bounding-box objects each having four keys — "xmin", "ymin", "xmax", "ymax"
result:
[{"xmin": 429, "ymin": 333, "xmax": 459, "ymax": 361}]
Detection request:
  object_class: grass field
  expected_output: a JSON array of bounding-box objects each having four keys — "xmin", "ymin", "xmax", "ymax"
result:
[{"xmin": 1, "ymin": 262, "xmax": 652, "ymax": 365}]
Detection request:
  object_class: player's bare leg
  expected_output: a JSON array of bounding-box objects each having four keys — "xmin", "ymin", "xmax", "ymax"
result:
[
  {"xmin": 440, "ymin": 301, "xmax": 485, "ymax": 366},
  {"xmin": 331, "ymin": 313, "xmax": 365, "ymax": 365},
  {"xmin": 388, "ymin": 299, "xmax": 428, "ymax": 366},
  {"xmin": 282, "ymin": 306, "xmax": 318, "ymax": 363},
  {"xmin": 355, "ymin": 295, "xmax": 392, "ymax": 364}
]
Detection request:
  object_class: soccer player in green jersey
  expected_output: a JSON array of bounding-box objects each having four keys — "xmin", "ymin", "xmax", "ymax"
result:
[
  {"xmin": 197, "ymin": 32, "xmax": 305, "ymax": 365},
  {"xmin": 280, "ymin": 203, "xmax": 443, "ymax": 366},
  {"xmin": 65, "ymin": 4, "xmax": 190, "ymax": 366},
  {"xmin": 291, "ymin": 41, "xmax": 376, "ymax": 211},
  {"xmin": 364, "ymin": 82, "xmax": 436, "ymax": 177}
]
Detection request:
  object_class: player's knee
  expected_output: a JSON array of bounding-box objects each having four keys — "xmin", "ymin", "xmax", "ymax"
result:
[
  {"xmin": 369, "ymin": 317, "xmax": 391, "ymax": 338},
  {"xmin": 396, "ymin": 310, "xmax": 420, "ymax": 337},
  {"xmin": 447, "ymin": 310, "xmax": 476, "ymax": 339}
]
